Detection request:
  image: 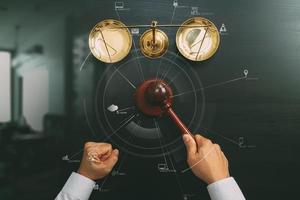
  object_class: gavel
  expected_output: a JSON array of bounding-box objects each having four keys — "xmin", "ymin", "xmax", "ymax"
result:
[{"xmin": 135, "ymin": 79, "xmax": 193, "ymax": 136}]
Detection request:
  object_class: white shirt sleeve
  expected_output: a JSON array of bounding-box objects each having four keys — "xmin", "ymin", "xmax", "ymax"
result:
[
  {"xmin": 56, "ymin": 173, "xmax": 245, "ymax": 200},
  {"xmin": 55, "ymin": 172, "xmax": 95, "ymax": 200},
  {"xmin": 207, "ymin": 177, "xmax": 245, "ymax": 200}
]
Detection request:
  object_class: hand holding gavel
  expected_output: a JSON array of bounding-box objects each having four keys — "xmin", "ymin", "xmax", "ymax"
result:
[
  {"xmin": 182, "ymin": 133, "xmax": 229, "ymax": 184},
  {"xmin": 135, "ymin": 79, "xmax": 229, "ymax": 184}
]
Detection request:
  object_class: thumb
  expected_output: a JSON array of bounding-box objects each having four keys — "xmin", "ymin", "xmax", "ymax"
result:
[
  {"xmin": 182, "ymin": 134, "xmax": 197, "ymax": 155},
  {"xmin": 104, "ymin": 149, "xmax": 119, "ymax": 169}
]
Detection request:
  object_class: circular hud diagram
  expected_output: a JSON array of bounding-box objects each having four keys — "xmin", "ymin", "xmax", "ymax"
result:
[
  {"xmin": 68, "ymin": 3, "xmax": 260, "ymax": 198},
  {"xmin": 83, "ymin": 51, "xmax": 205, "ymax": 157}
]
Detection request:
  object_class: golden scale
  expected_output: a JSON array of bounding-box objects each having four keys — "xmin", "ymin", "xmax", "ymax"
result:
[{"xmin": 88, "ymin": 17, "xmax": 220, "ymax": 63}]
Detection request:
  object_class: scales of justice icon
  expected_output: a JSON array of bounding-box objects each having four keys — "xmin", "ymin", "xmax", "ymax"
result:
[{"xmin": 87, "ymin": 17, "xmax": 220, "ymax": 156}]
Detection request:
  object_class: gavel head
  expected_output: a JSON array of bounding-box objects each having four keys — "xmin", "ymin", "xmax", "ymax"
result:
[
  {"xmin": 144, "ymin": 81, "xmax": 170, "ymax": 106},
  {"xmin": 135, "ymin": 79, "xmax": 173, "ymax": 116}
]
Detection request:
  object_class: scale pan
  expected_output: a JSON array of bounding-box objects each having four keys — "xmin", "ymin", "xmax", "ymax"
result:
[
  {"xmin": 89, "ymin": 19, "xmax": 132, "ymax": 63},
  {"xmin": 176, "ymin": 17, "xmax": 220, "ymax": 61}
]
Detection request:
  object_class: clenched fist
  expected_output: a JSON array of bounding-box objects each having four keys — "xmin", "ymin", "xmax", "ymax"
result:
[
  {"xmin": 183, "ymin": 134, "xmax": 229, "ymax": 184},
  {"xmin": 78, "ymin": 142, "xmax": 119, "ymax": 180}
]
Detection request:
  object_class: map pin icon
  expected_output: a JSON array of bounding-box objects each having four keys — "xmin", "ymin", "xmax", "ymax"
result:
[{"xmin": 243, "ymin": 69, "xmax": 248, "ymax": 77}]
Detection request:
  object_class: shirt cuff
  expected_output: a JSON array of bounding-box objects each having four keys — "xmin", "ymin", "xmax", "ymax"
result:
[
  {"xmin": 207, "ymin": 177, "xmax": 245, "ymax": 200},
  {"xmin": 61, "ymin": 172, "xmax": 96, "ymax": 200}
]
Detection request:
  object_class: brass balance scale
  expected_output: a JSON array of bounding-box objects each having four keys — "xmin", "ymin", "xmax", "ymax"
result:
[{"xmin": 88, "ymin": 17, "xmax": 220, "ymax": 63}]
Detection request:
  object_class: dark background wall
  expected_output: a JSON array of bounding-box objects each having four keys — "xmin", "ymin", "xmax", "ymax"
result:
[{"xmin": 0, "ymin": 0, "xmax": 299, "ymax": 199}]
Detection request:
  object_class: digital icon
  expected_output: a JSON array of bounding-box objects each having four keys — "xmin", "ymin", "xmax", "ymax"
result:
[
  {"xmin": 238, "ymin": 136, "xmax": 256, "ymax": 148},
  {"xmin": 131, "ymin": 28, "xmax": 140, "ymax": 35},
  {"xmin": 172, "ymin": 0, "xmax": 188, "ymax": 8},
  {"xmin": 243, "ymin": 69, "xmax": 249, "ymax": 78},
  {"xmin": 238, "ymin": 137, "xmax": 245, "ymax": 147},
  {"xmin": 243, "ymin": 69, "xmax": 259, "ymax": 80},
  {"xmin": 191, "ymin": 7, "xmax": 199, "ymax": 15},
  {"xmin": 62, "ymin": 155, "xmax": 69, "ymax": 161},
  {"xmin": 61, "ymin": 155, "xmax": 80, "ymax": 163},
  {"xmin": 220, "ymin": 23, "xmax": 227, "ymax": 33},
  {"xmin": 107, "ymin": 104, "xmax": 119, "ymax": 112},
  {"xmin": 93, "ymin": 184, "xmax": 109, "ymax": 192},
  {"xmin": 112, "ymin": 170, "xmax": 126, "ymax": 176},
  {"xmin": 173, "ymin": 0, "xmax": 178, "ymax": 7},
  {"xmin": 93, "ymin": 184, "xmax": 99, "ymax": 190},
  {"xmin": 107, "ymin": 104, "xmax": 131, "ymax": 114},
  {"xmin": 114, "ymin": 1, "xmax": 124, "ymax": 10},
  {"xmin": 157, "ymin": 163, "xmax": 176, "ymax": 173}
]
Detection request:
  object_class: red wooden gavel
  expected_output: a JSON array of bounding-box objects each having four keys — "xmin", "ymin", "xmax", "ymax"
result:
[
  {"xmin": 163, "ymin": 101, "xmax": 192, "ymax": 135},
  {"xmin": 135, "ymin": 79, "xmax": 193, "ymax": 136}
]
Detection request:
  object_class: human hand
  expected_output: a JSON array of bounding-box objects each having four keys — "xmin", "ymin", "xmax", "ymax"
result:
[
  {"xmin": 183, "ymin": 134, "xmax": 229, "ymax": 184},
  {"xmin": 78, "ymin": 142, "xmax": 119, "ymax": 181}
]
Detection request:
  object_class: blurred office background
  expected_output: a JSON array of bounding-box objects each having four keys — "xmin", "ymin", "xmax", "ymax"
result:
[{"xmin": 0, "ymin": 1, "xmax": 109, "ymax": 199}]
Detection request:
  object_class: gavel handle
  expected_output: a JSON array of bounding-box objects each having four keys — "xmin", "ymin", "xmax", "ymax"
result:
[{"xmin": 166, "ymin": 107, "xmax": 193, "ymax": 136}]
